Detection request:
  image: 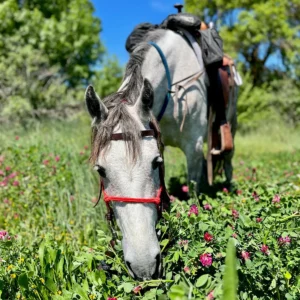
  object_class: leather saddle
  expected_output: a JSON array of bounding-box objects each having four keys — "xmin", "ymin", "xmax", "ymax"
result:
[{"xmin": 160, "ymin": 13, "xmax": 201, "ymax": 31}]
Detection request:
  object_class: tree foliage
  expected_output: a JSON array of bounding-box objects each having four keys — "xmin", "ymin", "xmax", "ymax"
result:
[
  {"xmin": 186, "ymin": 0, "xmax": 300, "ymax": 129},
  {"xmin": 92, "ymin": 57, "xmax": 124, "ymax": 99},
  {"xmin": 186, "ymin": 0, "xmax": 300, "ymax": 86},
  {"xmin": 0, "ymin": 0, "xmax": 104, "ymax": 119}
]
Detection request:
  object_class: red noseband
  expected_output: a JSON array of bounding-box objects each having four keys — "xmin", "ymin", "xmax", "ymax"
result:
[{"xmin": 102, "ymin": 181, "xmax": 162, "ymax": 205}]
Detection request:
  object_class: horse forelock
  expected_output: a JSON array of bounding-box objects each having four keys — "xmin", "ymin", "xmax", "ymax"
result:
[{"xmin": 89, "ymin": 29, "xmax": 166, "ymax": 165}]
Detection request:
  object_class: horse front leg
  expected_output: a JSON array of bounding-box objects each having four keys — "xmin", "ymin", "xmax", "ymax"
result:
[{"xmin": 184, "ymin": 140, "xmax": 206, "ymax": 195}]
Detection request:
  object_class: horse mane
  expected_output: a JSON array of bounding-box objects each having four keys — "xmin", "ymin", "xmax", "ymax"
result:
[{"xmin": 90, "ymin": 29, "xmax": 167, "ymax": 164}]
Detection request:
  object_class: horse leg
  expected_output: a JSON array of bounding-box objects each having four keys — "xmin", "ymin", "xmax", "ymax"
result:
[
  {"xmin": 184, "ymin": 142, "xmax": 206, "ymax": 195},
  {"xmin": 223, "ymin": 110, "xmax": 237, "ymax": 190}
]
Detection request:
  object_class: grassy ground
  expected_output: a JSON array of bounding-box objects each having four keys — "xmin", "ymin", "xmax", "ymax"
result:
[{"xmin": 0, "ymin": 118, "xmax": 299, "ymax": 299}]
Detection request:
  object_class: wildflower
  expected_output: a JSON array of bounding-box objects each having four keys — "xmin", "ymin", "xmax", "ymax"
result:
[
  {"xmin": 7, "ymin": 264, "xmax": 13, "ymax": 270},
  {"xmin": 278, "ymin": 236, "xmax": 291, "ymax": 246},
  {"xmin": 183, "ymin": 266, "xmax": 190, "ymax": 273},
  {"xmin": 203, "ymin": 203, "xmax": 212, "ymax": 210},
  {"xmin": 133, "ymin": 285, "xmax": 142, "ymax": 294},
  {"xmin": 55, "ymin": 155, "xmax": 60, "ymax": 162},
  {"xmin": 199, "ymin": 253, "xmax": 213, "ymax": 267},
  {"xmin": 272, "ymin": 194, "xmax": 280, "ymax": 203},
  {"xmin": 8, "ymin": 172, "xmax": 17, "ymax": 179},
  {"xmin": 15, "ymin": 136, "xmax": 19, "ymax": 140},
  {"xmin": 5, "ymin": 166, "xmax": 11, "ymax": 171},
  {"xmin": 182, "ymin": 185, "xmax": 189, "ymax": 193},
  {"xmin": 0, "ymin": 230, "xmax": 11, "ymax": 241},
  {"xmin": 204, "ymin": 232, "xmax": 213, "ymax": 242},
  {"xmin": 43, "ymin": 160, "xmax": 49, "ymax": 166},
  {"xmin": 223, "ymin": 187, "xmax": 228, "ymax": 193},
  {"xmin": 107, "ymin": 298, "xmax": 117, "ymax": 300},
  {"xmin": 0, "ymin": 178, "xmax": 8, "ymax": 187},
  {"xmin": 79, "ymin": 151, "xmax": 84, "ymax": 155},
  {"xmin": 170, "ymin": 195, "xmax": 176, "ymax": 202},
  {"xmin": 40, "ymin": 278, "xmax": 45, "ymax": 284},
  {"xmin": 89, "ymin": 294, "xmax": 96, "ymax": 300},
  {"xmin": 236, "ymin": 190, "xmax": 242, "ymax": 195},
  {"xmin": 252, "ymin": 191, "xmax": 260, "ymax": 202},
  {"xmin": 84, "ymin": 145, "xmax": 89, "ymax": 150},
  {"xmin": 13, "ymin": 180, "xmax": 19, "ymax": 186},
  {"xmin": 188, "ymin": 204, "xmax": 198, "ymax": 217},
  {"xmin": 57, "ymin": 291, "xmax": 62, "ymax": 295},
  {"xmin": 18, "ymin": 257, "xmax": 24, "ymax": 264},
  {"xmin": 10, "ymin": 274, "xmax": 16, "ymax": 279},
  {"xmin": 232, "ymin": 209, "xmax": 239, "ymax": 219},
  {"xmin": 179, "ymin": 239, "xmax": 188, "ymax": 245},
  {"xmin": 0, "ymin": 170, "xmax": 4, "ymax": 176},
  {"xmin": 256, "ymin": 217, "xmax": 262, "ymax": 223},
  {"xmin": 207, "ymin": 290, "xmax": 214, "ymax": 300},
  {"xmin": 241, "ymin": 251, "xmax": 250, "ymax": 260},
  {"xmin": 232, "ymin": 233, "xmax": 238, "ymax": 238},
  {"xmin": 261, "ymin": 245, "xmax": 270, "ymax": 255},
  {"xmin": 70, "ymin": 195, "xmax": 75, "ymax": 202}
]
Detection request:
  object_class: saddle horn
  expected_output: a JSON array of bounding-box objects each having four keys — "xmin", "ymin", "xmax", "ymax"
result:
[{"xmin": 174, "ymin": 3, "xmax": 183, "ymax": 13}]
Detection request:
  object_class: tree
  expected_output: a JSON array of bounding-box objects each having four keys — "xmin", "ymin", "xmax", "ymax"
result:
[
  {"xmin": 186, "ymin": 0, "xmax": 300, "ymax": 86},
  {"xmin": 92, "ymin": 57, "xmax": 124, "ymax": 99},
  {"xmin": 0, "ymin": 0, "xmax": 104, "ymax": 119}
]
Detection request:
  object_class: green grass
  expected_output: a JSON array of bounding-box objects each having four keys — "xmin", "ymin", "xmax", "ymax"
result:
[{"xmin": 0, "ymin": 118, "xmax": 299, "ymax": 299}]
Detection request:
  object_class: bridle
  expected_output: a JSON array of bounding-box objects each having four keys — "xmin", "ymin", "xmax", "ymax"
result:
[{"xmin": 94, "ymin": 123, "xmax": 170, "ymax": 242}]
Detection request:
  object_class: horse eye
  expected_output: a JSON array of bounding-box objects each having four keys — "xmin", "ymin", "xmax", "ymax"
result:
[
  {"xmin": 94, "ymin": 165, "xmax": 106, "ymax": 178},
  {"xmin": 152, "ymin": 156, "xmax": 163, "ymax": 170}
]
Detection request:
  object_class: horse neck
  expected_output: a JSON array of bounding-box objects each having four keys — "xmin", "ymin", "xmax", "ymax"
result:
[{"xmin": 141, "ymin": 30, "xmax": 203, "ymax": 117}]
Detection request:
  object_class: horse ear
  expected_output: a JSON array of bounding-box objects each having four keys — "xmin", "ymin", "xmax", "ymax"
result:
[
  {"xmin": 141, "ymin": 79, "xmax": 154, "ymax": 113},
  {"xmin": 85, "ymin": 85, "xmax": 108, "ymax": 124}
]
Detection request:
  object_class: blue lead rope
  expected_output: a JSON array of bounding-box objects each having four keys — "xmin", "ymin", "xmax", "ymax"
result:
[{"xmin": 148, "ymin": 41, "xmax": 172, "ymax": 122}]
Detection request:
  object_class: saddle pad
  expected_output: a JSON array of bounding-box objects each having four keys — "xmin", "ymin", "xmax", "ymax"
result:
[{"xmin": 126, "ymin": 23, "xmax": 158, "ymax": 53}]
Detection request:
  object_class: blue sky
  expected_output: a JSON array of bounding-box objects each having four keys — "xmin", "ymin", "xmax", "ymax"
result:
[{"xmin": 92, "ymin": 0, "xmax": 181, "ymax": 65}]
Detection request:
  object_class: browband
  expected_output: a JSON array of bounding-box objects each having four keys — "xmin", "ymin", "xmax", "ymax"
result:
[{"xmin": 110, "ymin": 129, "xmax": 155, "ymax": 141}]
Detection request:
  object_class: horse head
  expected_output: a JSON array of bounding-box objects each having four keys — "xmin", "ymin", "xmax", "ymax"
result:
[{"xmin": 85, "ymin": 81, "xmax": 166, "ymax": 280}]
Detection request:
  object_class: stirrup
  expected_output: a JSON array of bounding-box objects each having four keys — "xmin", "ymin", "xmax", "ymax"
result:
[{"xmin": 211, "ymin": 123, "xmax": 233, "ymax": 155}]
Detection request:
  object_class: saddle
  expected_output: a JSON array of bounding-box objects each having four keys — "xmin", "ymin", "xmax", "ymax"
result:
[{"xmin": 161, "ymin": 14, "xmax": 234, "ymax": 156}]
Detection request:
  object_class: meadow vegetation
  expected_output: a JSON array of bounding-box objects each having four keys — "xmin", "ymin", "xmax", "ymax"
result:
[
  {"xmin": 1, "ymin": 0, "xmax": 300, "ymax": 299},
  {"xmin": 0, "ymin": 119, "xmax": 299, "ymax": 299}
]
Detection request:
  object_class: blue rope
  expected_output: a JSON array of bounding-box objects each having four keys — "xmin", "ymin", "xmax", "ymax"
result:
[{"xmin": 148, "ymin": 41, "xmax": 172, "ymax": 122}]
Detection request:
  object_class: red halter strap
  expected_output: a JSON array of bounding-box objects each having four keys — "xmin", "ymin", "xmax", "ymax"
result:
[{"xmin": 102, "ymin": 181, "xmax": 162, "ymax": 205}]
